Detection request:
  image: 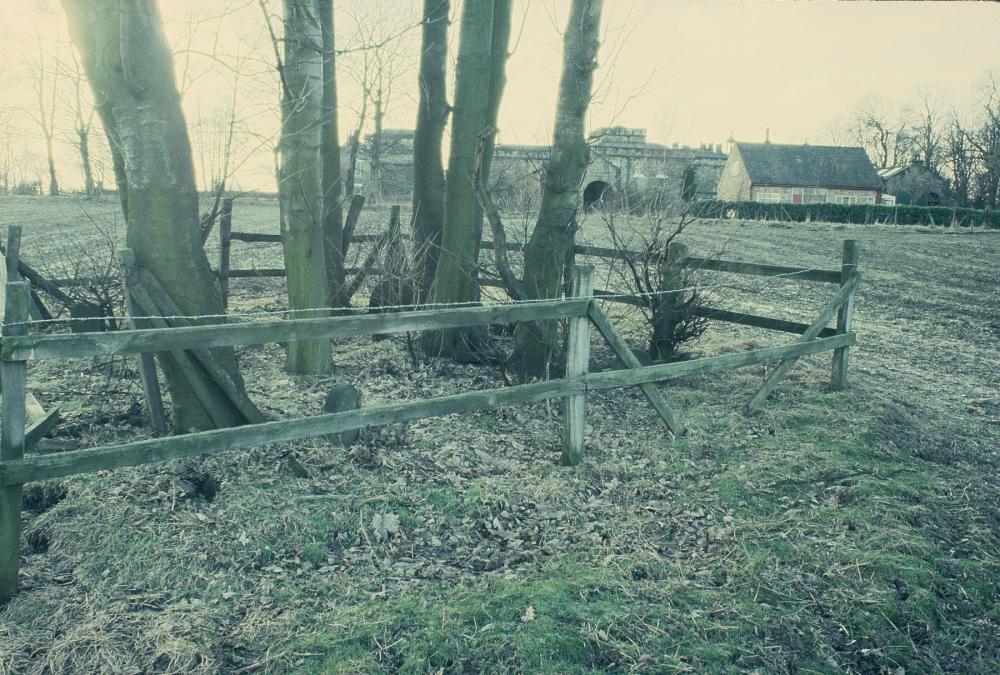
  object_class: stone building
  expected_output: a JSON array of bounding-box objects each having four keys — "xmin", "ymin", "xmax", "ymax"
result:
[
  {"xmin": 347, "ymin": 125, "xmax": 727, "ymax": 207},
  {"xmin": 878, "ymin": 159, "xmax": 948, "ymax": 206},
  {"xmin": 716, "ymin": 142, "xmax": 883, "ymax": 205}
]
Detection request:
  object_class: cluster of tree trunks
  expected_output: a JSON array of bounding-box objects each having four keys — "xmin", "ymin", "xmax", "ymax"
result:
[
  {"xmin": 57, "ymin": 0, "xmax": 606, "ymax": 433},
  {"xmin": 424, "ymin": 0, "xmax": 513, "ymax": 358}
]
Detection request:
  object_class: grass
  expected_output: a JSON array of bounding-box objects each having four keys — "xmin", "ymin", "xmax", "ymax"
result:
[{"xmin": 0, "ymin": 194, "xmax": 998, "ymax": 672}]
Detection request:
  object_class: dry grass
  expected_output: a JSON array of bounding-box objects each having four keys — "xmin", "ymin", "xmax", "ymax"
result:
[{"xmin": 0, "ymin": 195, "xmax": 997, "ymax": 673}]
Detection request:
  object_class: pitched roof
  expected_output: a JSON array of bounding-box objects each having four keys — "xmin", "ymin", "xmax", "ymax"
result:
[{"xmin": 736, "ymin": 142, "xmax": 881, "ymax": 190}]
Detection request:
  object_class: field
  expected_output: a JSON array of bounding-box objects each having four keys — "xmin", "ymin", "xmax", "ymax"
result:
[{"xmin": 0, "ymin": 194, "xmax": 998, "ymax": 673}]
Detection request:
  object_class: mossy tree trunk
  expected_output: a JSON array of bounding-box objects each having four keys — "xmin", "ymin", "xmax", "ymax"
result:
[
  {"xmin": 320, "ymin": 0, "xmax": 346, "ymax": 307},
  {"xmin": 427, "ymin": 0, "xmax": 512, "ymax": 356},
  {"xmin": 60, "ymin": 0, "xmax": 261, "ymax": 431},
  {"xmin": 280, "ymin": 0, "xmax": 332, "ymax": 374},
  {"xmin": 411, "ymin": 0, "xmax": 450, "ymax": 302},
  {"xmin": 510, "ymin": 0, "xmax": 603, "ymax": 380}
]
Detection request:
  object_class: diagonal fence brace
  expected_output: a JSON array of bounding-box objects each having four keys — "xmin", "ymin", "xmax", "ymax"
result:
[
  {"xmin": 745, "ymin": 272, "xmax": 861, "ymax": 414},
  {"xmin": 587, "ymin": 303, "xmax": 685, "ymax": 437}
]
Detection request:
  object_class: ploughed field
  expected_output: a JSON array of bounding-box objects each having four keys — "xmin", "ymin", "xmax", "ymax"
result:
[{"xmin": 0, "ymin": 194, "xmax": 997, "ymax": 673}]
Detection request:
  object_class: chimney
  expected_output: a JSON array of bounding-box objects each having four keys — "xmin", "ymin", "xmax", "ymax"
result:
[{"xmin": 765, "ymin": 128, "xmax": 770, "ymax": 144}]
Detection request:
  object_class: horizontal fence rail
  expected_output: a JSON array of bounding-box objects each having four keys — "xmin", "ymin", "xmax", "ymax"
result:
[{"xmin": 1, "ymin": 298, "xmax": 590, "ymax": 362}]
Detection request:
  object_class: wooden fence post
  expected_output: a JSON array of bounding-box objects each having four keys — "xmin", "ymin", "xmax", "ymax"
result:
[
  {"xmin": 562, "ymin": 264, "xmax": 594, "ymax": 466},
  {"xmin": 831, "ymin": 239, "xmax": 859, "ymax": 390},
  {"xmin": 218, "ymin": 197, "xmax": 233, "ymax": 310},
  {"xmin": 649, "ymin": 240, "xmax": 688, "ymax": 361},
  {"xmin": 0, "ymin": 281, "xmax": 30, "ymax": 602},
  {"xmin": 118, "ymin": 250, "xmax": 168, "ymax": 435}
]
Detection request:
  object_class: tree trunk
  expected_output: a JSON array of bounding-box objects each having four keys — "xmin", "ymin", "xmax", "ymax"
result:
[
  {"xmin": 411, "ymin": 0, "xmax": 450, "ymax": 302},
  {"xmin": 78, "ymin": 125, "xmax": 95, "ymax": 197},
  {"xmin": 320, "ymin": 0, "xmax": 346, "ymax": 307},
  {"xmin": 427, "ymin": 0, "xmax": 512, "ymax": 356},
  {"xmin": 344, "ymin": 130, "xmax": 359, "ymax": 195},
  {"xmin": 60, "ymin": 0, "xmax": 261, "ymax": 431},
  {"xmin": 280, "ymin": 0, "xmax": 332, "ymax": 374},
  {"xmin": 510, "ymin": 0, "xmax": 603, "ymax": 379},
  {"xmin": 45, "ymin": 137, "xmax": 59, "ymax": 197},
  {"xmin": 370, "ymin": 91, "xmax": 383, "ymax": 205}
]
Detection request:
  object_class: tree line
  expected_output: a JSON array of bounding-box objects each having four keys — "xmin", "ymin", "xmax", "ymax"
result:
[{"xmin": 844, "ymin": 81, "xmax": 1000, "ymax": 209}]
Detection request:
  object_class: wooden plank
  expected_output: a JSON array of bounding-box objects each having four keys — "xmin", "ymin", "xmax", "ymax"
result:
[
  {"xmin": 830, "ymin": 239, "xmax": 859, "ymax": 390},
  {"xmin": 683, "ymin": 256, "xmax": 842, "ymax": 284},
  {"xmin": 5, "ymin": 226, "xmax": 21, "ymax": 281},
  {"xmin": 587, "ymin": 304, "xmax": 684, "ymax": 436},
  {"xmin": 134, "ymin": 268, "xmax": 265, "ymax": 425},
  {"xmin": 585, "ymin": 332, "xmax": 855, "ymax": 391},
  {"xmin": 218, "ymin": 198, "xmax": 233, "ymax": 310},
  {"xmin": 0, "ymin": 282, "xmax": 29, "ymax": 602},
  {"xmin": 25, "ymin": 405, "xmax": 59, "ymax": 451},
  {"xmin": 118, "ymin": 251, "xmax": 168, "ymax": 435},
  {"xmin": 693, "ymin": 306, "xmax": 839, "ymax": 337},
  {"xmin": 570, "ymin": 245, "xmax": 841, "ymax": 283},
  {"xmin": 562, "ymin": 266, "xmax": 594, "ymax": 466},
  {"xmin": 0, "ymin": 378, "xmax": 584, "ymax": 486},
  {"xmin": 230, "ymin": 231, "xmax": 387, "ymax": 245},
  {"xmin": 341, "ymin": 194, "xmax": 365, "ymax": 251},
  {"xmin": 4, "ymin": 298, "xmax": 591, "ymax": 362},
  {"xmin": 745, "ymin": 273, "xmax": 860, "ymax": 414},
  {"xmin": 230, "ymin": 232, "xmax": 282, "ymax": 243},
  {"xmin": 226, "ymin": 268, "xmax": 287, "ymax": 278}
]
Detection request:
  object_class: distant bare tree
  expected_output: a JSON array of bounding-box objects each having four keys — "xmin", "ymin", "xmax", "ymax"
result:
[
  {"xmin": 64, "ymin": 49, "xmax": 97, "ymax": 197},
  {"xmin": 28, "ymin": 39, "xmax": 62, "ymax": 196},
  {"xmin": 339, "ymin": 0, "xmax": 416, "ymax": 203},
  {"xmin": 944, "ymin": 116, "xmax": 974, "ymax": 207},
  {"xmin": 852, "ymin": 97, "xmax": 913, "ymax": 169},
  {"xmin": 912, "ymin": 90, "xmax": 944, "ymax": 173},
  {"xmin": 967, "ymin": 74, "xmax": 1000, "ymax": 209}
]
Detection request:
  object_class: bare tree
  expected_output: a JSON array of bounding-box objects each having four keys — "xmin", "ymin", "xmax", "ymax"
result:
[
  {"xmin": 275, "ymin": 0, "xmax": 333, "ymax": 374},
  {"xmin": 411, "ymin": 0, "xmax": 450, "ymax": 301},
  {"xmin": 912, "ymin": 90, "xmax": 944, "ymax": 173},
  {"xmin": 510, "ymin": 0, "xmax": 603, "ymax": 379},
  {"xmin": 967, "ymin": 74, "xmax": 1000, "ymax": 209},
  {"xmin": 944, "ymin": 115, "xmax": 974, "ymax": 207},
  {"xmin": 63, "ymin": 49, "xmax": 97, "ymax": 196},
  {"xmin": 852, "ymin": 97, "xmax": 913, "ymax": 169},
  {"xmin": 61, "ymin": 0, "xmax": 263, "ymax": 431},
  {"xmin": 339, "ymin": 0, "xmax": 417, "ymax": 204},
  {"xmin": 28, "ymin": 38, "xmax": 61, "ymax": 196},
  {"xmin": 428, "ymin": 0, "xmax": 513, "ymax": 358}
]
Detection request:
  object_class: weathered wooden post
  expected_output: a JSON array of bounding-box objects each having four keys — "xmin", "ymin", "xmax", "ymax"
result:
[
  {"xmin": 118, "ymin": 250, "xmax": 168, "ymax": 435},
  {"xmin": 831, "ymin": 239, "xmax": 859, "ymax": 390},
  {"xmin": 0, "ymin": 281, "xmax": 30, "ymax": 602},
  {"xmin": 562, "ymin": 264, "xmax": 594, "ymax": 466},
  {"xmin": 218, "ymin": 197, "xmax": 233, "ymax": 310},
  {"xmin": 649, "ymin": 240, "xmax": 688, "ymax": 361}
]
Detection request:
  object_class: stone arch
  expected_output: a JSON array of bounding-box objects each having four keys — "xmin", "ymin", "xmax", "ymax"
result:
[{"xmin": 583, "ymin": 180, "xmax": 612, "ymax": 209}]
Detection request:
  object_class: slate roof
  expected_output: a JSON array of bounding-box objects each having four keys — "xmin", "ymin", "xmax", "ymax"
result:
[{"xmin": 736, "ymin": 142, "xmax": 881, "ymax": 190}]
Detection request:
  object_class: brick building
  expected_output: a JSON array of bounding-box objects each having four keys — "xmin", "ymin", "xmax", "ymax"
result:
[{"xmin": 716, "ymin": 142, "xmax": 883, "ymax": 205}]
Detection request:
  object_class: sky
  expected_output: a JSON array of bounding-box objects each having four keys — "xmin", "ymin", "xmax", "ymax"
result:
[{"xmin": 1, "ymin": 0, "xmax": 998, "ymax": 192}]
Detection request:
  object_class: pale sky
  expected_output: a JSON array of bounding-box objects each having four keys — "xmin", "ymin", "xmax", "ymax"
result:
[{"xmin": 1, "ymin": 0, "xmax": 998, "ymax": 191}]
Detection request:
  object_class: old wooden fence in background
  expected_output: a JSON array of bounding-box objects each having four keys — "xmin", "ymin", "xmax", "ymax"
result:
[{"xmin": 0, "ymin": 230, "xmax": 860, "ymax": 600}]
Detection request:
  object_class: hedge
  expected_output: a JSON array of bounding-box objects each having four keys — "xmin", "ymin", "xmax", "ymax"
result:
[{"xmin": 689, "ymin": 200, "xmax": 1000, "ymax": 229}]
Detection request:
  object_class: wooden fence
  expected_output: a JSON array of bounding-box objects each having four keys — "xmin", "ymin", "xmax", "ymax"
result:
[{"xmin": 0, "ymin": 235, "xmax": 860, "ymax": 601}]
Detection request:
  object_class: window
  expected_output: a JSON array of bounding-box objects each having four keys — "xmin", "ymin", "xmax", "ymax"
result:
[{"xmin": 755, "ymin": 191, "xmax": 781, "ymax": 203}]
